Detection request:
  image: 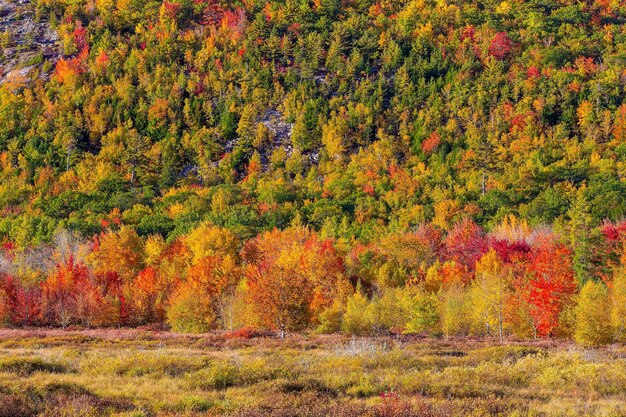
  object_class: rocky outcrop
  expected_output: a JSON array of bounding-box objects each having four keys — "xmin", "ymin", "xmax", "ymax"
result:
[
  {"xmin": 0, "ymin": 0, "xmax": 61, "ymax": 84},
  {"xmin": 260, "ymin": 109, "xmax": 294, "ymax": 156}
]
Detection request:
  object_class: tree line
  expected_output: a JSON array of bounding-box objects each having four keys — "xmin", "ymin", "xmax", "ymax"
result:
[{"xmin": 1, "ymin": 216, "xmax": 625, "ymax": 346}]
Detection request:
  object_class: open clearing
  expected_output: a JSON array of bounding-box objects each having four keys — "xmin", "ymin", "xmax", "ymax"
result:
[{"xmin": 0, "ymin": 330, "xmax": 626, "ymax": 416}]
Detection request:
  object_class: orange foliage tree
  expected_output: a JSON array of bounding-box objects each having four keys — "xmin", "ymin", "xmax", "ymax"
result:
[
  {"xmin": 167, "ymin": 254, "xmax": 240, "ymax": 333},
  {"xmin": 243, "ymin": 227, "xmax": 350, "ymax": 337},
  {"xmin": 41, "ymin": 257, "xmax": 99, "ymax": 327},
  {"xmin": 132, "ymin": 266, "xmax": 172, "ymax": 324},
  {"xmin": 88, "ymin": 227, "xmax": 145, "ymax": 325}
]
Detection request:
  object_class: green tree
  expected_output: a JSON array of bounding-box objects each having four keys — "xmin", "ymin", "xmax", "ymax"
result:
[
  {"xmin": 122, "ymin": 126, "xmax": 151, "ymax": 188},
  {"xmin": 567, "ymin": 188, "xmax": 594, "ymax": 286}
]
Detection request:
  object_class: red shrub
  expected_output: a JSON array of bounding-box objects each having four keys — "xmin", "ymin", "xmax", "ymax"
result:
[{"xmin": 224, "ymin": 326, "xmax": 264, "ymax": 339}]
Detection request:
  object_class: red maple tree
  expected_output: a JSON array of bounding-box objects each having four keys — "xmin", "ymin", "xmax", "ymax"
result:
[
  {"xmin": 525, "ymin": 240, "xmax": 577, "ymax": 337},
  {"xmin": 489, "ymin": 32, "xmax": 513, "ymax": 60}
]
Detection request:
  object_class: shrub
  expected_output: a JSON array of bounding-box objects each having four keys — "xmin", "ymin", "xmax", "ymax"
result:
[
  {"xmin": 317, "ymin": 300, "xmax": 344, "ymax": 334},
  {"xmin": 0, "ymin": 357, "xmax": 67, "ymax": 375},
  {"xmin": 277, "ymin": 378, "xmax": 336, "ymax": 396},
  {"xmin": 0, "ymin": 393, "xmax": 35, "ymax": 417},
  {"xmin": 366, "ymin": 290, "xmax": 409, "ymax": 335},
  {"xmin": 81, "ymin": 352, "xmax": 206, "ymax": 377},
  {"xmin": 341, "ymin": 290, "xmax": 371, "ymax": 336},
  {"xmin": 346, "ymin": 375, "xmax": 384, "ymax": 398},
  {"xmin": 224, "ymin": 326, "xmax": 263, "ymax": 340},
  {"xmin": 187, "ymin": 362, "xmax": 240, "ymax": 390},
  {"xmin": 174, "ymin": 396, "xmax": 215, "ymax": 412}
]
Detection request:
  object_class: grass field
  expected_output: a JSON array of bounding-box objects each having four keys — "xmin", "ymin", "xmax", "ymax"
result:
[{"xmin": 1, "ymin": 330, "xmax": 626, "ymax": 417}]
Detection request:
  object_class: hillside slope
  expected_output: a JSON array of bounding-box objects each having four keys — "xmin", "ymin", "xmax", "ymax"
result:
[{"xmin": 0, "ymin": 0, "xmax": 625, "ymax": 242}]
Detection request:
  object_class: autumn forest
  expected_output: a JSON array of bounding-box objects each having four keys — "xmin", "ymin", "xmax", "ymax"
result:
[
  {"xmin": 2, "ymin": 0, "xmax": 626, "ymax": 346},
  {"xmin": 6, "ymin": 0, "xmax": 626, "ymax": 415}
]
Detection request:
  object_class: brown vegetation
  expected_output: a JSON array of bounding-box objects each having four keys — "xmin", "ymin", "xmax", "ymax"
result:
[{"xmin": 0, "ymin": 329, "xmax": 625, "ymax": 416}]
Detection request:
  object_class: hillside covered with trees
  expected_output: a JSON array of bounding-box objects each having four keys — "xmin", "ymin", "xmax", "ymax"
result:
[{"xmin": 2, "ymin": 0, "xmax": 626, "ymax": 343}]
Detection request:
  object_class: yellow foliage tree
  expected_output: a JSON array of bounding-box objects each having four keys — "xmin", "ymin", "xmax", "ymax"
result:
[
  {"xmin": 89, "ymin": 226, "xmax": 145, "ymax": 282},
  {"xmin": 341, "ymin": 288, "xmax": 371, "ymax": 336},
  {"xmin": 440, "ymin": 284, "xmax": 471, "ymax": 337},
  {"xmin": 467, "ymin": 250, "xmax": 511, "ymax": 342},
  {"xmin": 611, "ymin": 267, "xmax": 626, "ymax": 342},
  {"xmin": 144, "ymin": 234, "xmax": 167, "ymax": 266},
  {"xmin": 575, "ymin": 281, "xmax": 611, "ymax": 346},
  {"xmin": 183, "ymin": 222, "xmax": 239, "ymax": 265},
  {"xmin": 167, "ymin": 254, "xmax": 240, "ymax": 333}
]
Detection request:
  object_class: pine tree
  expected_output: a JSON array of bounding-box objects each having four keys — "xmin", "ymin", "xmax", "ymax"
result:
[
  {"xmin": 567, "ymin": 187, "xmax": 594, "ymax": 286},
  {"xmin": 159, "ymin": 137, "xmax": 181, "ymax": 189},
  {"xmin": 236, "ymin": 105, "xmax": 257, "ymax": 142},
  {"xmin": 122, "ymin": 125, "xmax": 151, "ymax": 188}
]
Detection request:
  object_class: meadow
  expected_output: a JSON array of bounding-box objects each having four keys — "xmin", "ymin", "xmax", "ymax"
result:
[{"xmin": 1, "ymin": 330, "xmax": 626, "ymax": 417}]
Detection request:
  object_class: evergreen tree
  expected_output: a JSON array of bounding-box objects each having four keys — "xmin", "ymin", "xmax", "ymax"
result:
[{"xmin": 567, "ymin": 187, "xmax": 595, "ymax": 286}]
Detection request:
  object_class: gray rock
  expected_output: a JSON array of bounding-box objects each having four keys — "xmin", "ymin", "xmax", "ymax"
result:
[{"xmin": 0, "ymin": 0, "xmax": 61, "ymax": 84}]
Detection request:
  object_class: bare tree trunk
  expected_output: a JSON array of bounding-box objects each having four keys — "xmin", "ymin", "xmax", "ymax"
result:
[{"xmin": 482, "ymin": 170, "xmax": 486, "ymax": 196}]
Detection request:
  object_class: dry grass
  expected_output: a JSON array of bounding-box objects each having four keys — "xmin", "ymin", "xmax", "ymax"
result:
[{"xmin": 0, "ymin": 330, "xmax": 625, "ymax": 416}]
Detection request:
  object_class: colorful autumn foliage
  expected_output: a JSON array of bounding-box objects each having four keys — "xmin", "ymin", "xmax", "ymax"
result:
[
  {"xmin": 444, "ymin": 218, "xmax": 488, "ymax": 271},
  {"xmin": 0, "ymin": 0, "xmax": 624, "ymax": 251},
  {"xmin": 243, "ymin": 227, "xmax": 349, "ymax": 337},
  {"xmin": 575, "ymin": 280, "xmax": 612, "ymax": 346},
  {"xmin": 421, "ymin": 132, "xmax": 441, "ymax": 154},
  {"xmin": 0, "ymin": 0, "xmax": 626, "ymax": 346},
  {"xmin": 488, "ymin": 32, "xmax": 513, "ymax": 60},
  {"xmin": 525, "ymin": 240, "xmax": 577, "ymax": 338},
  {"xmin": 0, "ymin": 215, "xmax": 620, "ymax": 345},
  {"xmin": 41, "ymin": 257, "xmax": 98, "ymax": 327}
]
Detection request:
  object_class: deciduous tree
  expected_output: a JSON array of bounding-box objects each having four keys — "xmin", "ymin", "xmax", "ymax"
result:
[
  {"xmin": 575, "ymin": 280, "xmax": 611, "ymax": 346},
  {"xmin": 526, "ymin": 239, "xmax": 577, "ymax": 338},
  {"xmin": 468, "ymin": 250, "xmax": 511, "ymax": 341},
  {"xmin": 41, "ymin": 257, "xmax": 98, "ymax": 327},
  {"xmin": 243, "ymin": 227, "xmax": 349, "ymax": 337}
]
